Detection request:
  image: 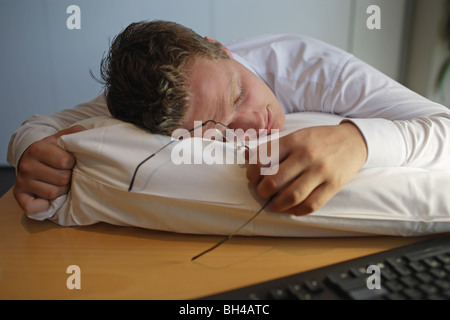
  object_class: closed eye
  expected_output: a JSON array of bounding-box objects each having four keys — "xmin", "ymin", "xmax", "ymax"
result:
[{"xmin": 233, "ymin": 85, "xmax": 245, "ymax": 108}]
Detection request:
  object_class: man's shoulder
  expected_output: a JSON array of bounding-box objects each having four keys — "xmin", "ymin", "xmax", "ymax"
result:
[{"xmin": 228, "ymin": 33, "xmax": 352, "ymax": 78}]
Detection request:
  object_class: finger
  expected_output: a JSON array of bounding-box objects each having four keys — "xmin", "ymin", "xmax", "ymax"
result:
[
  {"xmin": 246, "ymin": 163, "xmax": 263, "ymax": 184},
  {"xmin": 15, "ymin": 175, "xmax": 70, "ymax": 201},
  {"xmin": 53, "ymin": 125, "xmax": 86, "ymax": 139},
  {"xmin": 32, "ymin": 167, "xmax": 72, "ymax": 187},
  {"xmin": 41, "ymin": 125, "xmax": 85, "ymax": 169},
  {"xmin": 19, "ymin": 156, "xmax": 72, "ymax": 187},
  {"xmin": 254, "ymin": 150, "xmax": 309, "ymax": 200},
  {"xmin": 246, "ymin": 137, "xmax": 288, "ymax": 184},
  {"xmin": 246, "ymin": 145, "xmax": 266, "ymax": 184},
  {"xmin": 253, "ymin": 137, "xmax": 287, "ymax": 166},
  {"xmin": 287, "ymin": 182, "xmax": 339, "ymax": 216},
  {"xmin": 13, "ymin": 186, "xmax": 50, "ymax": 214},
  {"xmin": 268, "ymin": 168, "xmax": 324, "ymax": 212},
  {"xmin": 25, "ymin": 140, "xmax": 76, "ymax": 171},
  {"xmin": 41, "ymin": 168, "xmax": 72, "ymax": 187},
  {"xmin": 31, "ymin": 180, "xmax": 70, "ymax": 201}
]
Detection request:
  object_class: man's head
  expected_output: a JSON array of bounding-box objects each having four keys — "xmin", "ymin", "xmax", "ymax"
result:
[
  {"xmin": 101, "ymin": 20, "xmax": 285, "ymax": 136},
  {"xmin": 100, "ymin": 20, "xmax": 229, "ymax": 135}
]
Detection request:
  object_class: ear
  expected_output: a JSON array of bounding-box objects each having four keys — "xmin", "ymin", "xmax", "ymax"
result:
[{"xmin": 205, "ymin": 36, "xmax": 233, "ymax": 59}]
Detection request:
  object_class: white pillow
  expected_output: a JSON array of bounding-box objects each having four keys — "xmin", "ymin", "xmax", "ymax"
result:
[{"xmin": 33, "ymin": 112, "xmax": 450, "ymax": 237}]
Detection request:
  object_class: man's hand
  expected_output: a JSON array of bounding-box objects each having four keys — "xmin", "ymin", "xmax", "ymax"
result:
[
  {"xmin": 13, "ymin": 125, "xmax": 86, "ymax": 214},
  {"xmin": 246, "ymin": 122, "xmax": 367, "ymax": 215}
]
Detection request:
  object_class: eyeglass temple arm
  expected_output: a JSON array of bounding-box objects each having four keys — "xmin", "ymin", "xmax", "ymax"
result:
[
  {"xmin": 191, "ymin": 196, "xmax": 274, "ymax": 261},
  {"xmin": 128, "ymin": 152, "xmax": 158, "ymax": 192},
  {"xmin": 128, "ymin": 122, "xmax": 212, "ymax": 192}
]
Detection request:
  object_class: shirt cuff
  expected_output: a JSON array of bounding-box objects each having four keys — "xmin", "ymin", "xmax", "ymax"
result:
[{"xmin": 342, "ymin": 118, "xmax": 406, "ymax": 168}]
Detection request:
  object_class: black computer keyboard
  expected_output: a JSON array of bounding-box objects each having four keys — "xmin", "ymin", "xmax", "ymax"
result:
[{"xmin": 202, "ymin": 234, "xmax": 450, "ymax": 300}]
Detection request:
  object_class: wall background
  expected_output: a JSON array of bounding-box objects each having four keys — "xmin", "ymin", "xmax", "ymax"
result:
[{"xmin": 1, "ymin": 0, "xmax": 448, "ymax": 166}]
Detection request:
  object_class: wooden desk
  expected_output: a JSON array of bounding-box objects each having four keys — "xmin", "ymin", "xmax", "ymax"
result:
[{"xmin": 0, "ymin": 189, "xmax": 435, "ymax": 300}]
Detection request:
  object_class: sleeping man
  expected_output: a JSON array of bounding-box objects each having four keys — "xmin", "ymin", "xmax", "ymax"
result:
[{"xmin": 7, "ymin": 20, "xmax": 450, "ymax": 217}]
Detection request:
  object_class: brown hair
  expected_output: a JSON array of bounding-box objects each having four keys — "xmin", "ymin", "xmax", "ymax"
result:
[{"xmin": 99, "ymin": 20, "xmax": 229, "ymax": 135}]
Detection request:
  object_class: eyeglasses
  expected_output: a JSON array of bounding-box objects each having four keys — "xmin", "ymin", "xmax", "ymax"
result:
[
  {"xmin": 128, "ymin": 120, "xmax": 273, "ymax": 260},
  {"xmin": 128, "ymin": 120, "xmax": 249, "ymax": 191}
]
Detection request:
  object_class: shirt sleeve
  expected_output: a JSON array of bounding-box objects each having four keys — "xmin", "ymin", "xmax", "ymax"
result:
[
  {"xmin": 330, "ymin": 57, "xmax": 450, "ymax": 168},
  {"xmin": 7, "ymin": 94, "xmax": 109, "ymax": 169}
]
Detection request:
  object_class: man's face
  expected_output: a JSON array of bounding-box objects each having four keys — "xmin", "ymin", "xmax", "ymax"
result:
[{"xmin": 182, "ymin": 56, "xmax": 285, "ymax": 135}]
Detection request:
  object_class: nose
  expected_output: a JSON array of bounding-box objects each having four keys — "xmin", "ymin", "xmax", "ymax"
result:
[{"xmin": 228, "ymin": 107, "xmax": 265, "ymax": 133}]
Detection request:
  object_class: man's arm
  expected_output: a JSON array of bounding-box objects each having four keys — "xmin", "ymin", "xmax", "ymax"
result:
[
  {"xmin": 7, "ymin": 94, "xmax": 109, "ymax": 214},
  {"xmin": 242, "ymin": 36, "xmax": 450, "ymax": 215}
]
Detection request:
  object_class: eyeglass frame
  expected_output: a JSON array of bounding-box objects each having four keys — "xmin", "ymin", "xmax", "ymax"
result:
[
  {"xmin": 128, "ymin": 119, "xmax": 249, "ymax": 192},
  {"xmin": 127, "ymin": 119, "xmax": 273, "ymax": 261}
]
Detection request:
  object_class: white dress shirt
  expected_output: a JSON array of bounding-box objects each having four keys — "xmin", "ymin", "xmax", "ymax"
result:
[{"xmin": 8, "ymin": 33, "xmax": 450, "ymax": 169}]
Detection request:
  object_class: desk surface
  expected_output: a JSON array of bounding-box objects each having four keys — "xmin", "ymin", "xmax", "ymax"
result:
[{"xmin": 0, "ymin": 188, "xmax": 436, "ymax": 299}]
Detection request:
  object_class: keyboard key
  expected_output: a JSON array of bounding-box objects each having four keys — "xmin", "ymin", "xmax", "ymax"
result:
[
  {"xmin": 386, "ymin": 257, "xmax": 412, "ymax": 277},
  {"xmin": 408, "ymin": 261, "xmax": 426, "ymax": 273},
  {"xmin": 287, "ymin": 284, "xmax": 313, "ymax": 300},
  {"xmin": 385, "ymin": 292, "xmax": 407, "ymax": 300},
  {"xmin": 331, "ymin": 276, "xmax": 387, "ymax": 300},
  {"xmin": 434, "ymin": 279, "xmax": 450, "ymax": 291},
  {"xmin": 349, "ymin": 266, "xmax": 367, "ymax": 278},
  {"xmin": 402, "ymin": 288, "xmax": 423, "ymax": 300},
  {"xmin": 436, "ymin": 254, "xmax": 450, "ymax": 265},
  {"xmin": 429, "ymin": 268, "xmax": 447, "ymax": 279},
  {"xmin": 287, "ymin": 283, "xmax": 302, "ymax": 292},
  {"xmin": 332, "ymin": 276, "xmax": 365, "ymax": 290},
  {"xmin": 443, "ymin": 290, "xmax": 450, "ymax": 299},
  {"xmin": 248, "ymin": 293, "xmax": 260, "ymax": 300},
  {"xmin": 326, "ymin": 271, "xmax": 352, "ymax": 284},
  {"xmin": 326, "ymin": 271, "xmax": 354, "ymax": 292},
  {"xmin": 418, "ymin": 284, "xmax": 439, "ymax": 296},
  {"xmin": 269, "ymin": 288, "xmax": 290, "ymax": 300},
  {"xmin": 386, "ymin": 256, "xmax": 405, "ymax": 267},
  {"xmin": 400, "ymin": 276, "xmax": 419, "ymax": 288},
  {"xmin": 415, "ymin": 272, "xmax": 434, "ymax": 284},
  {"xmin": 392, "ymin": 265, "xmax": 412, "ymax": 277},
  {"xmin": 422, "ymin": 258, "xmax": 441, "ymax": 268},
  {"xmin": 380, "ymin": 266, "xmax": 397, "ymax": 281},
  {"xmin": 303, "ymin": 279, "xmax": 323, "ymax": 293},
  {"xmin": 385, "ymin": 280, "xmax": 404, "ymax": 292},
  {"xmin": 347, "ymin": 286, "xmax": 387, "ymax": 300}
]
